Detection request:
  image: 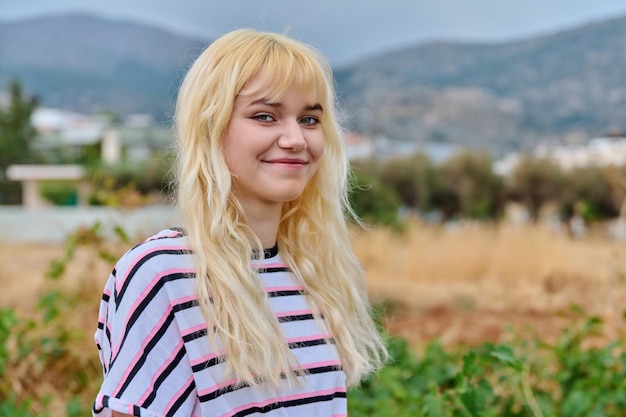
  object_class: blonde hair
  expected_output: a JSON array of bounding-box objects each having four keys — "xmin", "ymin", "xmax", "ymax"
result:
[{"xmin": 174, "ymin": 29, "xmax": 386, "ymax": 387}]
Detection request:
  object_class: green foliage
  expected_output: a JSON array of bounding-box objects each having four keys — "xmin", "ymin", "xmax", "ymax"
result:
[
  {"xmin": 0, "ymin": 79, "xmax": 38, "ymax": 204},
  {"xmin": 349, "ymin": 150, "xmax": 626, "ymax": 224},
  {"xmin": 350, "ymin": 161, "xmax": 403, "ymax": 227},
  {"xmin": 87, "ymin": 154, "xmax": 173, "ymax": 206},
  {"xmin": 39, "ymin": 180, "xmax": 78, "ymax": 206},
  {"xmin": 561, "ymin": 166, "xmax": 622, "ymax": 221},
  {"xmin": 349, "ymin": 309, "xmax": 626, "ymax": 416},
  {"xmin": 0, "ymin": 222, "xmax": 129, "ymax": 416},
  {"xmin": 380, "ymin": 152, "xmax": 442, "ymax": 212},
  {"xmin": 507, "ymin": 156, "xmax": 566, "ymax": 221},
  {"xmin": 439, "ymin": 150, "xmax": 505, "ymax": 220}
]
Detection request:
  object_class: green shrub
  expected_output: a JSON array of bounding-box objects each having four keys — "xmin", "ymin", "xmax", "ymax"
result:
[
  {"xmin": 348, "ymin": 308, "xmax": 626, "ymax": 416},
  {"xmin": 39, "ymin": 181, "xmax": 78, "ymax": 206}
]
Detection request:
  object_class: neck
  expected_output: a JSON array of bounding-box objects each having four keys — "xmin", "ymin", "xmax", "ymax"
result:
[{"xmin": 241, "ymin": 200, "xmax": 282, "ymax": 249}]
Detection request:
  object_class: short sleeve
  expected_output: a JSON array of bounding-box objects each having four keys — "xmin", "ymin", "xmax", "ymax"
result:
[{"xmin": 93, "ymin": 244, "xmax": 197, "ymax": 417}]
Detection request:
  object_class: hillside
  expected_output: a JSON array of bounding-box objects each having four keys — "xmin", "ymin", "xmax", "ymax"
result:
[
  {"xmin": 0, "ymin": 13, "xmax": 208, "ymax": 119},
  {"xmin": 2, "ymin": 13, "xmax": 626, "ymax": 151},
  {"xmin": 336, "ymin": 15, "xmax": 626, "ymax": 151}
]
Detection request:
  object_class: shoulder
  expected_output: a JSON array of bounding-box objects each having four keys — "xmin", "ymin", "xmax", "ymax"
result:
[
  {"xmin": 117, "ymin": 228, "xmax": 191, "ymax": 270},
  {"xmin": 111, "ymin": 228, "xmax": 195, "ymax": 306}
]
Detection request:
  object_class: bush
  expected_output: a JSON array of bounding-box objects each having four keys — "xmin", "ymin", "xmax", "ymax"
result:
[
  {"xmin": 348, "ymin": 308, "xmax": 626, "ymax": 416},
  {"xmin": 350, "ymin": 164, "xmax": 403, "ymax": 227},
  {"xmin": 39, "ymin": 181, "xmax": 78, "ymax": 206}
]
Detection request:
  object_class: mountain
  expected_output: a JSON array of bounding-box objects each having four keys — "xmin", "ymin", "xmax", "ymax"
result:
[
  {"xmin": 335, "ymin": 15, "xmax": 626, "ymax": 152},
  {"xmin": 2, "ymin": 13, "xmax": 626, "ymax": 152},
  {"xmin": 0, "ymin": 13, "xmax": 209, "ymax": 120}
]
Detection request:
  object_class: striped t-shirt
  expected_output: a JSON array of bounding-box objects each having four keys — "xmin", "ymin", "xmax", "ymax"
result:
[{"xmin": 93, "ymin": 228, "xmax": 347, "ymax": 417}]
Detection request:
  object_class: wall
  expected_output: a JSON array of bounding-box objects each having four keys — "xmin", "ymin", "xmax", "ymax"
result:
[{"xmin": 0, "ymin": 205, "xmax": 178, "ymax": 243}]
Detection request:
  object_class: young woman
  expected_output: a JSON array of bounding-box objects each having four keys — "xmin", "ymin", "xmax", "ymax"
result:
[{"xmin": 93, "ymin": 29, "xmax": 387, "ymax": 417}]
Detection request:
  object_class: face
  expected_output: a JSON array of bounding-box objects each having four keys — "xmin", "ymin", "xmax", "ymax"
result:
[{"xmin": 223, "ymin": 77, "xmax": 325, "ymax": 215}]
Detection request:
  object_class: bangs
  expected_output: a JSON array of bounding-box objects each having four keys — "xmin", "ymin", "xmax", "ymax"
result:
[{"xmin": 237, "ymin": 41, "xmax": 329, "ymax": 104}]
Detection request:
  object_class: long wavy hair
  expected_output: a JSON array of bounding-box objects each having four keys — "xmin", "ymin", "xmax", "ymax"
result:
[{"xmin": 174, "ymin": 29, "xmax": 386, "ymax": 388}]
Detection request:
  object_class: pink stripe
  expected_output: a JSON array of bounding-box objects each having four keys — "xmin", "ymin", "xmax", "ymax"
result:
[
  {"xmin": 103, "ymin": 287, "xmax": 111, "ymax": 296},
  {"xmin": 297, "ymin": 359, "xmax": 341, "ymax": 369},
  {"xmin": 255, "ymin": 262, "xmax": 288, "ymax": 269},
  {"xmin": 111, "ymin": 267, "xmax": 193, "ymax": 359},
  {"xmin": 266, "ymin": 285, "xmax": 304, "ymax": 292},
  {"xmin": 287, "ymin": 333, "xmax": 332, "ymax": 344},
  {"xmin": 164, "ymin": 375, "xmax": 195, "ymax": 414},
  {"xmin": 221, "ymin": 387, "xmax": 346, "ymax": 417},
  {"xmin": 172, "ymin": 294, "xmax": 197, "ymax": 305},
  {"xmin": 145, "ymin": 230, "xmax": 182, "ymax": 241},
  {"xmin": 181, "ymin": 322, "xmax": 208, "ymax": 338},
  {"xmin": 112, "ymin": 305, "xmax": 173, "ymax": 396},
  {"xmin": 94, "ymin": 393, "xmax": 105, "ymax": 409},
  {"xmin": 197, "ymin": 376, "xmax": 239, "ymax": 397},
  {"xmin": 117, "ymin": 246, "xmax": 190, "ymax": 293},
  {"xmin": 189, "ymin": 349, "xmax": 224, "ymax": 367},
  {"xmin": 138, "ymin": 339, "xmax": 185, "ymax": 403},
  {"xmin": 275, "ymin": 309, "xmax": 312, "ymax": 318}
]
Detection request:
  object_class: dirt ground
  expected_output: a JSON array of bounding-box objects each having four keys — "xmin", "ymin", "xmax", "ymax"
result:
[{"xmin": 2, "ymin": 223, "xmax": 626, "ymax": 349}]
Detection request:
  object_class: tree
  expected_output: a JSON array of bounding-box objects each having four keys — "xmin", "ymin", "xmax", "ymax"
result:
[
  {"xmin": 350, "ymin": 160, "xmax": 402, "ymax": 227},
  {"xmin": 506, "ymin": 156, "xmax": 566, "ymax": 221},
  {"xmin": 561, "ymin": 166, "xmax": 619, "ymax": 221},
  {"xmin": 380, "ymin": 152, "xmax": 439, "ymax": 212},
  {"xmin": 439, "ymin": 150, "xmax": 504, "ymax": 220},
  {"xmin": 0, "ymin": 79, "xmax": 38, "ymax": 203}
]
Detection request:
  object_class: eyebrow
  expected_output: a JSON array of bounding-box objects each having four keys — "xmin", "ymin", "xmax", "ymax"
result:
[{"xmin": 250, "ymin": 98, "xmax": 323, "ymax": 112}]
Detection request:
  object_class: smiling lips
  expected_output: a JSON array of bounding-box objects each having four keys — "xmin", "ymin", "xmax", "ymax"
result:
[{"xmin": 265, "ymin": 158, "xmax": 307, "ymax": 165}]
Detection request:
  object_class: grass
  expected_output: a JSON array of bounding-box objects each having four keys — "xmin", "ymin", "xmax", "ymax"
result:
[{"xmin": 351, "ymin": 221, "xmax": 626, "ymax": 346}]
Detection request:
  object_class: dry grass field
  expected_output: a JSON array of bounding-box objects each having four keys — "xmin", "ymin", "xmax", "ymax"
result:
[
  {"xmin": 352, "ymin": 222, "xmax": 626, "ymax": 347},
  {"xmin": 2, "ymin": 221, "xmax": 625, "ymax": 350}
]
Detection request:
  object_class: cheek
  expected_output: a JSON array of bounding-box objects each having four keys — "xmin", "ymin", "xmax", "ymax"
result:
[{"xmin": 310, "ymin": 133, "xmax": 326, "ymax": 161}]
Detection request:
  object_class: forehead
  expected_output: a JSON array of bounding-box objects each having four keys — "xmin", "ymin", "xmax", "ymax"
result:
[{"xmin": 237, "ymin": 69, "xmax": 324, "ymax": 105}]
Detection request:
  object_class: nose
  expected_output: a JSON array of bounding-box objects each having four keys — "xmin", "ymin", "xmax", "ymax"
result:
[{"xmin": 277, "ymin": 120, "xmax": 306, "ymax": 152}]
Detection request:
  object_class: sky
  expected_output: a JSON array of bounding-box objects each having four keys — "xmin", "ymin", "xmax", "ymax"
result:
[{"xmin": 2, "ymin": 0, "xmax": 626, "ymax": 66}]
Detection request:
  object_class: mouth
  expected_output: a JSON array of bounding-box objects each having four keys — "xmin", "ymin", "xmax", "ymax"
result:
[{"xmin": 264, "ymin": 158, "xmax": 307, "ymax": 165}]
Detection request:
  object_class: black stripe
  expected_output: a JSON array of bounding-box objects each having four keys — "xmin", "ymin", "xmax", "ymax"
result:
[
  {"xmin": 102, "ymin": 292, "xmax": 110, "ymax": 303},
  {"xmin": 97, "ymin": 321, "xmax": 104, "ymax": 330},
  {"xmin": 252, "ymin": 243, "xmax": 278, "ymax": 259},
  {"xmin": 199, "ymin": 380, "xmax": 250, "ymax": 403},
  {"xmin": 232, "ymin": 390, "xmax": 347, "ymax": 417},
  {"xmin": 267, "ymin": 290, "xmax": 305, "ymax": 298},
  {"xmin": 165, "ymin": 378, "xmax": 196, "ymax": 417},
  {"xmin": 116, "ymin": 248, "xmax": 193, "ymax": 307},
  {"xmin": 113, "ymin": 310, "xmax": 176, "ymax": 398},
  {"xmin": 112, "ymin": 271, "xmax": 193, "ymax": 366},
  {"xmin": 277, "ymin": 313, "xmax": 314, "ymax": 323},
  {"xmin": 141, "ymin": 345, "xmax": 188, "ymax": 408},
  {"xmin": 183, "ymin": 327, "xmax": 208, "ymax": 343},
  {"xmin": 191, "ymin": 355, "xmax": 223, "ymax": 373},
  {"xmin": 198, "ymin": 364, "xmax": 343, "ymax": 403},
  {"xmin": 105, "ymin": 324, "xmax": 111, "ymax": 346},
  {"xmin": 288, "ymin": 337, "xmax": 334, "ymax": 350},
  {"xmin": 133, "ymin": 405, "xmax": 141, "ymax": 416},
  {"xmin": 307, "ymin": 364, "xmax": 343, "ymax": 375},
  {"xmin": 173, "ymin": 299, "xmax": 199, "ymax": 313},
  {"xmin": 257, "ymin": 267, "xmax": 289, "ymax": 273}
]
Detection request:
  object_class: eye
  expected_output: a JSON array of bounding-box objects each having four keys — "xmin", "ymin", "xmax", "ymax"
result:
[
  {"xmin": 299, "ymin": 116, "xmax": 320, "ymax": 126},
  {"xmin": 252, "ymin": 114, "xmax": 275, "ymax": 122}
]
